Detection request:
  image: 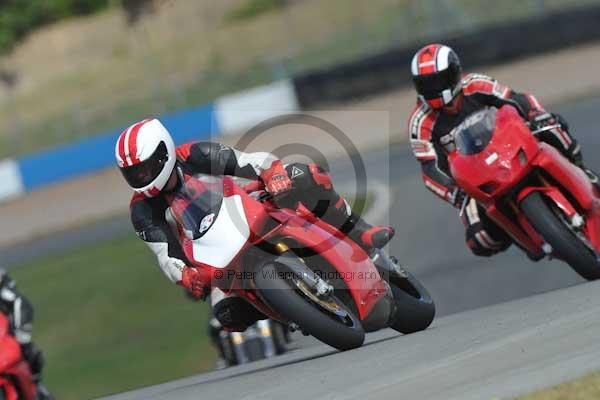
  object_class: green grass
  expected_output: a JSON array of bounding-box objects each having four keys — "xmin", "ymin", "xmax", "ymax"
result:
[
  {"xmin": 518, "ymin": 371, "xmax": 600, "ymax": 399},
  {"xmin": 9, "ymin": 234, "xmax": 215, "ymax": 400}
]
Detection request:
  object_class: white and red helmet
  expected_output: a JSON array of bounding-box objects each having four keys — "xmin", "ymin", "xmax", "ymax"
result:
[
  {"xmin": 115, "ymin": 118, "xmax": 176, "ymax": 197},
  {"xmin": 411, "ymin": 44, "xmax": 462, "ymax": 109}
]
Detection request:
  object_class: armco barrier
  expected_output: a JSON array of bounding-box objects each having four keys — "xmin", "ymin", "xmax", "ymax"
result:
[{"xmin": 292, "ymin": 4, "xmax": 600, "ymax": 108}]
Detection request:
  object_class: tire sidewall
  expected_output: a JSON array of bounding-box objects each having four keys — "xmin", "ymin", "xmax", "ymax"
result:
[
  {"xmin": 521, "ymin": 191, "xmax": 600, "ymax": 280},
  {"xmin": 254, "ymin": 262, "xmax": 365, "ymax": 350}
]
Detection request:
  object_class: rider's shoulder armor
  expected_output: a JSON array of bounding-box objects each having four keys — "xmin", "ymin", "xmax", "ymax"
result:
[
  {"xmin": 408, "ymin": 100, "xmax": 438, "ymax": 142},
  {"xmin": 462, "ymin": 73, "xmax": 510, "ymax": 99}
]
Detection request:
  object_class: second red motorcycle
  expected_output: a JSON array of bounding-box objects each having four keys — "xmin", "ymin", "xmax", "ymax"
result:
[{"xmin": 446, "ymin": 105, "xmax": 600, "ymax": 280}]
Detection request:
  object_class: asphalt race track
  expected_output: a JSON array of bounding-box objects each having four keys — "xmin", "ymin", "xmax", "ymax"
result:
[
  {"xmin": 101, "ymin": 280, "xmax": 600, "ymax": 400},
  {"xmin": 13, "ymin": 96, "xmax": 600, "ymax": 399}
]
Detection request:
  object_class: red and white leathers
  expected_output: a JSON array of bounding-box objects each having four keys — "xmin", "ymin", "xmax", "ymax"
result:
[{"xmin": 408, "ymin": 73, "xmax": 579, "ymax": 256}]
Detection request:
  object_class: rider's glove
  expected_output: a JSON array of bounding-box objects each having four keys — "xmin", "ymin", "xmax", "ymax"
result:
[
  {"xmin": 260, "ymin": 160, "xmax": 293, "ymax": 196},
  {"xmin": 179, "ymin": 266, "xmax": 211, "ymax": 300}
]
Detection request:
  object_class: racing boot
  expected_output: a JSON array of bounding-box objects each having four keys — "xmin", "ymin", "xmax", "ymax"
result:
[
  {"xmin": 324, "ymin": 196, "xmax": 395, "ymax": 251},
  {"xmin": 348, "ymin": 214, "xmax": 395, "ymax": 250}
]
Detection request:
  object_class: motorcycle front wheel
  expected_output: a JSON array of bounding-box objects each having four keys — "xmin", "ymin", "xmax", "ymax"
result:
[
  {"xmin": 521, "ymin": 191, "xmax": 600, "ymax": 280},
  {"xmin": 254, "ymin": 262, "xmax": 365, "ymax": 351}
]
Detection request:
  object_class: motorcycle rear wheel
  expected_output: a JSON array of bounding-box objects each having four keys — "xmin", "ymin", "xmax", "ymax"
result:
[
  {"xmin": 388, "ymin": 269, "xmax": 436, "ymax": 334},
  {"xmin": 254, "ymin": 262, "xmax": 365, "ymax": 351},
  {"xmin": 521, "ymin": 191, "xmax": 600, "ymax": 280}
]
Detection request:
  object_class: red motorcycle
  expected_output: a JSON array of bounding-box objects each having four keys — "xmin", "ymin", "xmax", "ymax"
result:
[
  {"xmin": 165, "ymin": 173, "xmax": 435, "ymax": 350},
  {"xmin": 0, "ymin": 314, "xmax": 37, "ymax": 400},
  {"xmin": 446, "ymin": 105, "xmax": 600, "ymax": 280}
]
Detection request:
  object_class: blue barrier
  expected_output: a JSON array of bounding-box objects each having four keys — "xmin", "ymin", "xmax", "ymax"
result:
[{"xmin": 17, "ymin": 103, "xmax": 219, "ymax": 191}]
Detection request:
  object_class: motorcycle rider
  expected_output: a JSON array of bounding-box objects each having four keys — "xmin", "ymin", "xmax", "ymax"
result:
[
  {"xmin": 116, "ymin": 118, "xmax": 394, "ymax": 331},
  {"xmin": 408, "ymin": 43, "xmax": 600, "ymax": 257},
  {"xmin": 0, "ymin": 268, "xmax": 53, "ymax": 399}
]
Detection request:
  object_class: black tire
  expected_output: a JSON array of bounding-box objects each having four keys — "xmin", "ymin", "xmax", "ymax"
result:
[
  {"xmin": 521, "ymin": 191, "xmax": 600, "ymax": 280},
  {"xmin": 388, "ymin": 270, "xmax": 436, "ymax": 334},
  {"xmin": 254, "ymin": 263, "xmax": 365, "ymax": 351}
]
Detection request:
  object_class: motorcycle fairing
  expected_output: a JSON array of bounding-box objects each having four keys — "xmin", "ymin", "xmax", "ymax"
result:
[
  {"xmin": 450, "ymin": 107, "xmax": 539, "ymax": 204},
  {"xmin": 518, "ymin": 143, "xmax": 600, "ymax": 250},
  {"xmin": 171, "ymin": 175, "xmax": 388, "ymax": 324},
  {"xmin": 189, "ymin": 194, "xmax": 250, "ymax": 269},
  {"xmin": 276, "ymin": 213, "xmax": 388, "ymax": 321}
]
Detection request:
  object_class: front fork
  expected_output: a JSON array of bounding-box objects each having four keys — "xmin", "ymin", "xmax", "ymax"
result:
[
  {"xmin": 515, "ymin": 173, "xmax": 586, "ymax": 256},
  {"xmin": 272, "ymin": 241, "xmax": 395, "ymax": 332}
]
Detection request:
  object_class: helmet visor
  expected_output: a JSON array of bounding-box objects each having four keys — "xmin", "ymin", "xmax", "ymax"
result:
[
  {"xmin": 413, "ymin": 67, "xmax": 460, "ymax": 100},
  {"xmin": 120, "ymin": 142, "xmax": 169, "ymax": 189}
]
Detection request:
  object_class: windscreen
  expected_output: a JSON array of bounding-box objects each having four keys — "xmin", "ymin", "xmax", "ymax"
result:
[
  {"xmin": 453, "ymin": 108, "xmax": 497, "ymax": 155},
  {"xmin": 169, "ymin": 175, "xmax": 224, "ymax": 240}
]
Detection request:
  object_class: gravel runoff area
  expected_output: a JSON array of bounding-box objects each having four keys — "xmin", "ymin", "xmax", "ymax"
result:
[{"xmin": 1, "ymin": 42, "xmax": 600, "ymax": 247}]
